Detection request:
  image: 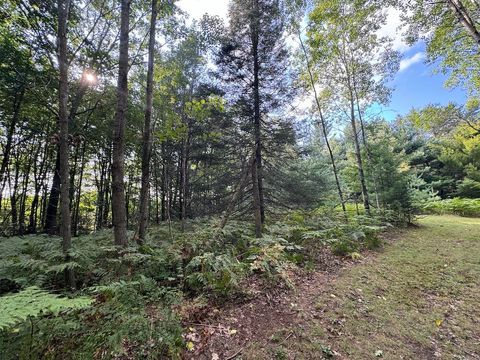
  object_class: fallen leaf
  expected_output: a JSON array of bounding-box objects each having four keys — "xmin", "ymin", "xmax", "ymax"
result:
[
  {"xmin": 435, "ymin": 319, "xmax": 443, "ymax": 327},
  {"xmin": 229, "ymin": 329, "xmax": 238, "ymax": 335}
]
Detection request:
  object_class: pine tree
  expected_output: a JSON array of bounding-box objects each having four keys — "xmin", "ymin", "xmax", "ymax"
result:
[{"xmin": 217, "ymin": 0, "xmax": 292, "ymax": 237}]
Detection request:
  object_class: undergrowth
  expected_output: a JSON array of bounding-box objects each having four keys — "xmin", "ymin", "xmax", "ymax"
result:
[{"xmin": 0, "ymin": 208, "xmax": 393, "ymax": 358}]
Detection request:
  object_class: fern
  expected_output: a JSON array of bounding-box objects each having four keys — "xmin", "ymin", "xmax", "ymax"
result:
[{"xmin": 0, "ymin": 287, "xmax": 92, "ymax": 330}]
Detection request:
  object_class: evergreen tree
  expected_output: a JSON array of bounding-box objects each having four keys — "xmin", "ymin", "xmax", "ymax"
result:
[{"xmin": 217, "ymin": 0, "xmax": 293, "ymax": 236}]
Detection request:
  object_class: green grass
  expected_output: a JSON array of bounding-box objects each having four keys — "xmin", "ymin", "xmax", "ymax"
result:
[{"xmin": 290, "ymin": 215, "xmax": 480, "ymax": 359}]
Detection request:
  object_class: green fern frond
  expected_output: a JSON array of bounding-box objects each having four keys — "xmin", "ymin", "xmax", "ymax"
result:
[{"xmin": 0, "ymin": 287, "xmax": 92, "ymax": 330}]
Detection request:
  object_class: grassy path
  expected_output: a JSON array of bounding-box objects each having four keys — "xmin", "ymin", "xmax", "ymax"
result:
[
  {"xmin": 190, "ymin": 216, "xmax": 480, "ymax": 359},
  {"xmin": 281, "ymin": 215, "xmax": 480, "ymax": 359},
  {"xmin": 277, "ymin": 216, "xmax": 480, "ymax": 359}
]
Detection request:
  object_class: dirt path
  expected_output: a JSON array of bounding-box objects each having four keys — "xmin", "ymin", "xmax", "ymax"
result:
[{"xmin": 183, "ymin": 216, "xmax": 480, "ymax": 360}]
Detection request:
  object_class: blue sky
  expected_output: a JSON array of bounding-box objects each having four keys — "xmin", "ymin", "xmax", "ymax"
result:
[
  {"xmin": 380, "ymin": 43, "xmax": 468, "ymax": 120},
  {"xmin": 177, "ymin": 1, "xmax": 468, "ymax": 120}
]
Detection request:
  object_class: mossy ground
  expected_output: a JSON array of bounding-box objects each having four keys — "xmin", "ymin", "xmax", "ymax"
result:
[{"xmin": 242, "ymin": 215, "xmax": 480, "ymax": 359}]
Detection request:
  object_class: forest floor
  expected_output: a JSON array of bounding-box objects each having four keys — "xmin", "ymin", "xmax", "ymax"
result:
[{"xmin": 184, "ymin": 215, "xmax": 480, "ymax": 360}]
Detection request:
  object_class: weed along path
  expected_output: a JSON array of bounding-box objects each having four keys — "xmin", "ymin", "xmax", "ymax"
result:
[{"xmin": 185, "ymin": 215, "xmax": 480, "ymax": 359}]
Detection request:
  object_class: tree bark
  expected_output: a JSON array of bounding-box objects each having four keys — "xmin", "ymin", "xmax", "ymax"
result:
[
  {"xmin": 349, "ymin": 97, "xmax": 371, "ymax": 216},
  {"xmin": 57, "ymin": 0, "xmax": 75, "ymax": 289},
  {"xmin": 10, "ymin": 157, "xmax": 20, "ymax": 235},
  {"xmin": 180, "ymin": 132, "xmax": 191, "ymax": 231},
  {"xmin": 138, "ymin": 0, "xmax": 158, "ymax": 244},
  {"xmin": 45, "ymin": 149, "xmax": 61, "ymax": 234},
  {"xmin": 111, "ymin": 0, "xmax": 131, "ymax": 247},
  {"xmin": 251, "ymin": 0, "xmax": 263, "ymax": 236},
  {"xmin": 353, "ymin": 86, "xmax": 381, "ymax": 211},
  {"xmin": 44, "ymin": 77, "xmax": 88, "ymax": 234},
  {"xmin": 72, "ymin": 140, "xmax": 87, "ymax": 236},
  {"xmin": 18, "ymin": 148, "xmax": 33, "ymax": 235},
  {"xmin": 29, "ymin": 142, "xmax": 49, "ymax": 233},
  {"xmin": 447, "ymin": 0, "xmax": 480, "ymax": 45}
]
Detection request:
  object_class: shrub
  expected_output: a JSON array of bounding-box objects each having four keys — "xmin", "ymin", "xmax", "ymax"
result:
[
  {"xmin": 421, "ymin": 198, "xmax": 480, "ymax": 217},
  {"xmin": 185, "ymin": 253, "xmax": 244, "ymax": 297},
  {"xmin": 331, "ymin": 238, "xmax": 359, "ymax": 256}
]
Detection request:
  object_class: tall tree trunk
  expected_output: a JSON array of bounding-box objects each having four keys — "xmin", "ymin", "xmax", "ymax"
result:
[
  {"xmin": 251, "ymin": 0, "xmax": 263, "ymax": 236},
  {"xmin": 103, "ymin": 154, "xmax": 111, "ymax": 228},
  {"xmin": 349, "ymin": 97, "xmax": 371, "ymax": 216},
  {"xmin": 111, "ymin": 0, "xmax": 131, "ymax": 247},
  {"xmin": 69, "ymin": 142, "xmax": 81, "ymax": 211},
  {"xmin": 18, "ymin": 150, "xmax": 33, "ymax": 236},
  {"xmin": 45, "ymin": 151, "xmax": 61, "ymax": 234},
  {"xmin": 94, "ymin": 154, "xmax": 105, "ymax": 230},
  {"xmin": 73, "ymin": 140, "xmax": 87, "ymax": 236},
  {"xmin": 40, "ymin": 180, "xmax": 48, "ymax": 228},
  {"xmin": 154, "ymin": 156, "xmax": 160, "ymax": 224},
  {"xmin": 173, "ymin": 154, "xmax": 181, "ymax": 218},
  {"xmin": 137, "ymin": 0, "xmax": 157, "ymax": 244},
  {"xmin": 298, "ymin": 33, "xmax": 346, "ymax": 213},
  {"xmin": 161, "ymin": 145, "xmax": 167, "ymax": 222},
  {"xmin": 180, "ymin": 132, "xmax": 190, "ymax": 231},
  {"xmin": 29, "ymin": 142, "xmax": 48, "ymax": 233},
  {"xmin": 251, "ymin": 156, "xmax": 262, "ymax": 238},
  {"xmin": 354, "ymin": 92, "xmax": 381, "ymax": 211},
  {"xmin": 44, "ymin": 79, "xmax": 88, "ymax": 234},
  {"xmin": 10, "ymin": 158, "xmax": 20, "ymax": 236},
  {"xmin": 57, "ymin": 0, "xmax": 75, "ymax": 289}
]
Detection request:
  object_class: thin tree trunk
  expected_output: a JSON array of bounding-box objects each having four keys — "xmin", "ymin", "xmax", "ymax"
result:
[
  {"xmin": 73, "ymin": 140, "xmax": 87, "ymax": 236},
  {"xmin": 45, "ymin": 151, "xmax": 61, "ymax": 234},
  {"xmin": 349, "ymin": 97, "xmax": 371, "ymax": 216},
  {"xmin": 57, "ymin": 0, "xmax": 75, "ymax": 289},
  {"xmin": 354, "ymin": 88, "xmax": 381, "ymax": 211},
  {"xmin": 251, "ymin": 158, "xmax": 262, "ymax": 238},
  {"xmin": 40, "ymin": 180, "xmax": 48, "ymax": 228},
  {"xmin": 111, "ymin": 0, "xmax": 131, "ymax": 247},
  {"xmin": 0, "ymin": 88, "xmax": 25, "ymax": 211},
  {"xmin": 29, "ymin": 142, "xmax": 48, "ymax": 233},
  {"xmin": 18, "ymin": 150, "xmax": 33, "ymax": 235},
  {"xmin": 180, "ymin": 132, "xmax": 190, "ymax": 231},
  {"xmin": 44, "ymin": 80, "xmax": 88, "ymax": 234},
  {"xmin": 251, "ymin": 0, "xmax": 263, "ymax": 236},
  {"xmin": 298, "ymin": 33, "xmax": 346, "ymax": 213},
  {"xmin": 138, "ymin": 0, "xmax": 157, "ymax": 244},
  {"xmin": 161, "ymin": 145, "xmax": 167, "ymax": 222},
  {"xmin": 10, "ymin": 158, "xmax": 20, "ymax": 236},
  {"xmin": 95, "ymin": 154, "xmax": 105, "ymax": 230},
  {"xmin": 103, "ymin": 153, "xmax": 111, "ymax": 228},
  {"xmin": 69, "ymin": 142, "xmax": 81, "ymax": 211},
  {"xmin": 154, "ymin": 158, "xmax": 160, "ymax": 224}
]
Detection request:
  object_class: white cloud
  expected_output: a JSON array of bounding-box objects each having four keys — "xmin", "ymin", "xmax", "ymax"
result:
[
  {"xmin": 378, "ymin": 7, "xmax": 410, "ymax": 53},
  {"xmin": 399, "ymin": 52, "xmax": 425, "ymax": 72},
  {"xmin": 177, "ymin": 0, "xmax": 229, "ymax": 20}
]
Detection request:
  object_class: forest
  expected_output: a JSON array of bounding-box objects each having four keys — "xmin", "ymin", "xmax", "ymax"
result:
[{"xmin": 0, "ymin": 0, "xmax": 479, "ymax": 358}]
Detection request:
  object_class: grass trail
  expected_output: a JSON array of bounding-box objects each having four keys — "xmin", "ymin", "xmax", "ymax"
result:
[{"xmin": 271, "ymin": 215, "xmax": 480, "ymax": 359}]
